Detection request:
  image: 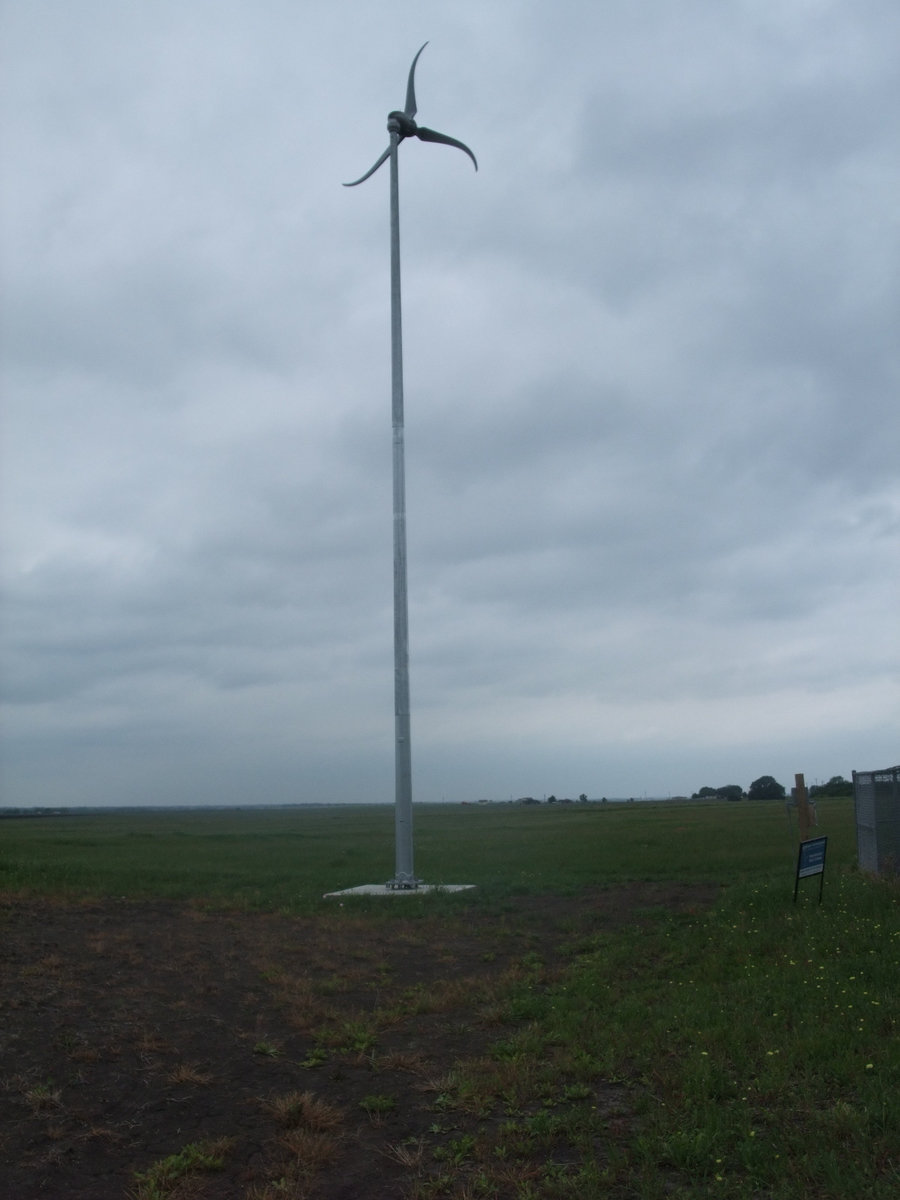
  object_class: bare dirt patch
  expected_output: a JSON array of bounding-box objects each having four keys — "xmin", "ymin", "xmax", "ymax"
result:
[{"xmin": 1, "ymin": 883, "xmax": 718, "ymax": 1198}]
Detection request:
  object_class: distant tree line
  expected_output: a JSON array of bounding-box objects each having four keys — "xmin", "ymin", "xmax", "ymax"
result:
[
  {"xmin": 692, "ymin": 784, "xmax": 745, "ymax": 801},
  {"xmin": 691, "ymin": 775, "xmax": 853, "ymax": 801},
  {"xmin": 510, "ymin": 776, "xmax": 855, "ymax": 806},
  {"xmin": 809, "ymin": 775, "xmax": 853, "ymax": 798}
]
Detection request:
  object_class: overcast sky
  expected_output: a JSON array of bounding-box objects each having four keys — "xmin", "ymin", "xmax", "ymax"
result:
[{"xmin": 2, "ymin": 0, "xmax": 898, "ymax": 809}]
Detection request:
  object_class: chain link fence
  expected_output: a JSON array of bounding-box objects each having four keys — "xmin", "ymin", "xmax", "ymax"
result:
[{"xmin": 853, "ymin": 766, "xmax": 900, "ymax": 875}]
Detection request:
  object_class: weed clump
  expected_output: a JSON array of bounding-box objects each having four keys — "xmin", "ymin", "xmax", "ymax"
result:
[{"xmin": 131, "ymin": 1137, "xmax": 232, "ymax": 1199}]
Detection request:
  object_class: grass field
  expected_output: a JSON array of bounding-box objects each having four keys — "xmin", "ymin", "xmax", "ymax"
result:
[
  {"xmin": 2, "ymin": 798, "xmax": 898, "ymax": 1198},
  {"xmin": 0, "ymin": 796, "xmax": 860, "ymax": 910}
]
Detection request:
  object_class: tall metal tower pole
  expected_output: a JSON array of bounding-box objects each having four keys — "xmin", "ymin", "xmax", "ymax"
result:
[
  {"xmin": 388, "ymin": 122, "xmax": 414, "ymax": 886},
  {"xmin": 345, "ymin": 44, "xmax": 477, "ymax": 889}
]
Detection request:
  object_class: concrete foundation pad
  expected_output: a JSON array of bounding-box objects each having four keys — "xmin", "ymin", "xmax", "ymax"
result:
[{"xmin": 323, "ymin": 883, "xmax": 476, "ymax": 898}]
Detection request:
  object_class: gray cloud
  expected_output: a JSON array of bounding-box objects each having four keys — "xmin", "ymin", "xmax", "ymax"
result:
[{"xmin": 2, "ymin": 0, "xmax": 897, "ymax": 809}]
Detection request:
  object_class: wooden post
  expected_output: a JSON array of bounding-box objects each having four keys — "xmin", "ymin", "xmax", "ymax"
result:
[{"xmin": 795, "ymin": 773, "xmax": 812, "ymax": 844}]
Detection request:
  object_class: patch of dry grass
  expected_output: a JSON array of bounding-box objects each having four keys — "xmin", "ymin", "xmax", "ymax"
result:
[
  {"xmin": 166, "ymin": 1063, "xmax": 212, "ymax": 1086},
  {"xmin": 263, "ymin": 1089, "xmax": 343, "ymax": 1131}
]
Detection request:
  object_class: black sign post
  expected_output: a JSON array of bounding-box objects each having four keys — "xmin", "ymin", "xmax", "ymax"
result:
[{"xmin": 794, "ymin": 836, "xmax": 827, "ymax": 903}]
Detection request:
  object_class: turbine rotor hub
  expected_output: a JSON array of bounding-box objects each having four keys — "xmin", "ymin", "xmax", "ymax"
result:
[{"xmin": 388, "ymin": 110, "xmax": 417, "ymax": 138}]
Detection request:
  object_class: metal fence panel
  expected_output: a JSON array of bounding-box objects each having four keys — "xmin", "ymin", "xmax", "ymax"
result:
[{"xmin": 854, "ymin": 766, "xmax": 900, "ymax": 874}]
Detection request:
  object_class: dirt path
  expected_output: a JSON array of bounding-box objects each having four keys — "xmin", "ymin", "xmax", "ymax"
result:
[{"xmin": 1, "ymin": 884, "xmax": 718, "ymax": 1198}]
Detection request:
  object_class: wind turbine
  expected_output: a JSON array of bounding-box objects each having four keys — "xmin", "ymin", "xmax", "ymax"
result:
[{"xmin": 345, "ymin": 44, "xmax": 477, "ymax": 889}]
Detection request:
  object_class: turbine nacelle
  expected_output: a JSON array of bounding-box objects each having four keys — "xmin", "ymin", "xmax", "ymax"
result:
[{"xmin": 387, "ymin": 110, "xmax": 417, "ymax": 139}]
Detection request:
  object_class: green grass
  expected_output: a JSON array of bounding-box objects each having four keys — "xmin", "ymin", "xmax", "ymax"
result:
[
  {"xmin": 4, "ymin": 796, "xmax": 897, "ymax": 1197},
  {"xmin": 442, "ymin": 868, "xmax": 899, "ymax": 1198},
  {"xmin": 131, "ymin": 1137, "xmax": 231, "ymax": 1199},
  {"xmin": 0, "ymin": 797, "xmax": 858, "ymax": 911}
]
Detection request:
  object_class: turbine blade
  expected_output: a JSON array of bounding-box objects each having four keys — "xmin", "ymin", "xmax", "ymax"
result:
[
  {"xmin": 404, "ymin": 42, "xmax": 428, "ymax": 117},
  {"xmin": 415, "ymin": 126, "xmax": 478, "ymax": 171},
  {"xmin": 343, "ymin": 145, "xmax": 391, "ymax": 187}
]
